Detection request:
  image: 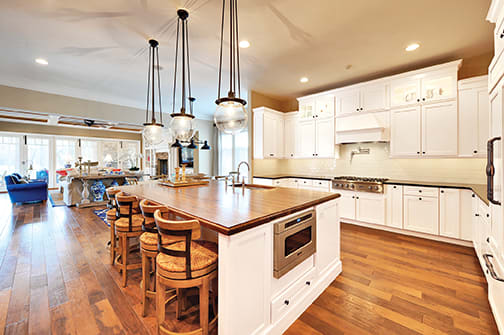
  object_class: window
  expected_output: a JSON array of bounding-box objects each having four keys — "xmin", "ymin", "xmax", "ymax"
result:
[
  {"xmin": 26, "ymin": 136, "xmax": 50, "ymax": 179},
  {"xmin": 80, "ymin": 140, "xmax": 99, "ymax": 163},
  {"xmin": 55, "ymin": 139, "xmax": 77, "ymax": 169},
  {"xmin": 219, "ymin": 130, "xmax": 249, "ymax": 179},
  {"xmin": 0, "ymin": 135, "xmax": 21, "ymax": 190}
]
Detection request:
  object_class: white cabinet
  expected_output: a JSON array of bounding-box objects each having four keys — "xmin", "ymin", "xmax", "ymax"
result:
[
  {"xmin": 253, "ymin": 178, "xmax": 274, "ymax": 186},
  {"xmin": 439, "ymin": 188, "xmax": 461, "ymax": 239},
  {"xmin": 458, "ymin": 76, "xmax": 489, "ymax": 158},
  {"xmin": 336, "ymin": 85, "xmax": 387, "ymax": 116},
  {"xmin": 315, "ymin": 118, "xmax": 335, "ymax": 158},
  {"xmin": 284, "ymin": 113, "xmax": 298, "ymax": 158},
  {"xmin": 338, "ymin": 190, "xmax": 357, "ymax": 220},
  {"xmin": 314, "ymin": 95, "xmax": 335, "ymax": 120},
  {"xmin": 390, "ymin": 106, "xmax": 421, "ymax": 157},
  {"xmin": 299, "ymin": 99, "xmax": 315, "ymax": 120},
  {"xmin": 460, "ymin": 190, "xmax": 473, "ymax": 241},
  {"xmin": 421, "ymin": 71, "xmax": 457, "ymax": 103},
  {"xmin": 390, "ymin": 77, "xmax": 421, "ymax": 107},
  {"xmin": 253, "ymin": 107, "xmax": 284, "ymax": 159},
  {"xmin": 385, "ymin": 184, "xmax": 403, "ymax": 228},
  {"xmin": 355, "ymin": 192, "xmax": 386, "ymax": 225},
  {"xmin": 422, "ymin": 101, "xmax": 458, "ymax": 156},
  {"xmin": 298, "ymin": 121, "xmax": 316, "ymax": 158},
  {"xmin": 403, "ymin": 194, "xmax": 439, "ymax": 235},
  {"xmin": 390, "ymin": 101, "xmax": 458, "ymax": 157}
]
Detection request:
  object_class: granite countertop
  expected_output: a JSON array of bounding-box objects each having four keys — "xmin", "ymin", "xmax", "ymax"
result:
[
  {"xmin": 253, "ymin": 174, "xmax": 488, "ymax": 205},
  {"xmin": 118, "ymin": 181, "xmax": 340, "ymax": 235}
]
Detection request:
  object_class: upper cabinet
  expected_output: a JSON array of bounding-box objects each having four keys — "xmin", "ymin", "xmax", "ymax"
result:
[
  {"xmin": 283, "ymin": 113, "xmax": 298, "ymax": 158},
  {"xmin": 390, "ymin": 66, "xmax": 459, "ymax": 108},
  {"xmin": 336, "ymin": 85, "xmax": 387, "ymax": 116},
  {"xmin": 299, "ymin": 99, "xmax": 315, "ymax": 120},
  {"xmin": 299, "ymin": 95, "xmax": 334, "ymax": 121},
  {"xmin": 458, "ymin": 76, "xmax": 489, "ymax": 158},
  {"xmin": 253, "ymin": 107, "xmax": 284, "ymax": 159}
]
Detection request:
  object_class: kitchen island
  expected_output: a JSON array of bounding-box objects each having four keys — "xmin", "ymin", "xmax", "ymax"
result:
[{"xmin": 118, "ymin": 181, "xmax": 341, "ymax": 335}]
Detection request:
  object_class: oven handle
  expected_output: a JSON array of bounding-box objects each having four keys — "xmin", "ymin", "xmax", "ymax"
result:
[
  {"xmin": 486, "ymin": 136, "xmax": 501, "ymax": 206},
  {"xmin": 483, "ymin": 254, "xmax": 504, "ymax": 282}
]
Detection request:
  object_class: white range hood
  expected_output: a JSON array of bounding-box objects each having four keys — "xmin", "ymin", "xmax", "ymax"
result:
[{"xmin": 335, "ymin": 111, "xmax": 390, "ymax": 144}]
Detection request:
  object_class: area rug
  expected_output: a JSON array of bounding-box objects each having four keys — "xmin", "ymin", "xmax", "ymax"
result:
[
  {"xmin": 94, "ymin": 208, "xmax": 110, "ymax": 227},
  {"xmin": 48, "ymin": 191, "xmax": 66, "ymax": 207}
]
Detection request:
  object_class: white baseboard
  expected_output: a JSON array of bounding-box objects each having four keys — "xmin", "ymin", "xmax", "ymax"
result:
[{"xmin": 342, "ymin": 219, "xmax": 473, "ymax": 247}]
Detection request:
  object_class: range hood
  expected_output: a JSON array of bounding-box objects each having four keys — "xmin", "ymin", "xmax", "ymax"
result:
[{"xmin": 335, "ymin": 111, "xmax": 390, "ymax": 144}]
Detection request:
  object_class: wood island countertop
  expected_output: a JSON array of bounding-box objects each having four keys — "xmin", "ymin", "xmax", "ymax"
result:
[{"xmin": 117, "ymin": 181, "xmax": 340, "ymax": 235}]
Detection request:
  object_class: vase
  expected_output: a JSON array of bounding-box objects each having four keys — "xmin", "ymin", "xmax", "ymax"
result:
[
  {"xmin": 90, "ymin": 180, "xmax": 106, "ymax": 202},
  {"xmin": 111, "ymin": 179, "xmax": 119, "ymax": 187}
]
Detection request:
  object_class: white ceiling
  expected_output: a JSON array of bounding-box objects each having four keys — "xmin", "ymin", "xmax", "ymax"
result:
[{"xmin": 0, "ymin": 0, "xmax": 494, "ymax": 120}]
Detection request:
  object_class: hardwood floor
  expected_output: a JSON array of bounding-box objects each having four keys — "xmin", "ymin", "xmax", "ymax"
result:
[{"xmin": 0, "ymin": 195, "xmax": 498, "ymax": 334}]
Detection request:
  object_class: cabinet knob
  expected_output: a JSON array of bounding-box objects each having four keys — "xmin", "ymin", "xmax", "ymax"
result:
[
  {"xmin": 417, "ymin": 151, "xmax": 420, "ymax": 154},
  {"xmin": 306, "ymin": 281, "xmax": 311, "ymax": 286},
  {"xmin": 475, "ymin": 213, "xmax": 480, "ymax": 217},
  {"xmin": 356, "ymin": 108, "xmax": 359, "ymax": 111},
  {"xmin": 284, "ymin": 300, "xmax": 290, "ymax": 306},
  {"xmin": 417, "ymin": 99, "xmax": 420, "ymax": 102},
  {"xmin": 291, "ymin": 154, "xmax": 294, "ymax": 157},
  {"xmin": 269, "ymin": 153, "xmax": 274, "ymax": 157},
  {"xmin": 422, "ymin": 98, "xmax": 426, "ymax": 101},
  {"xmin": 473, "ymin": 150, "xmax": 478, "ymax": 154},
  {"xmin": 487, "ymin": 237, "xmax": 490, "ymax": 243},
  {"xmin": 440, "ymin": 190, "xmax": 444, "ymax": 193},
  {"xmin": 422, "ymin": 151, "xmax": 426, "ymax": 154},
  {"xmin": 360, "ymin": 108, "xmax": 363, "ymax": 111},
  {"xmin": 419, "ymin": 190, "xmax": 422, "ymax": 193},
  {"xmin": 487, "ymin": 214, "xmax": 490, "ymax": 218},
  {"xmin": 352, "ymin": 196, "xmax": 355, "ymax": 199},
  {"xmin": 356, "ymin": 196, "xmax": 359, "ymax": 199},
  {"xmin": 419, "ymin": 197, "xmax": 422, "ymax": 200},
  {"xmin": 393, "ymin": 186, "xmax": 397, "ymax": 189},
  {"xmin": 501, "ymin": 32, "xmax": 504, "ymax": 38},
  {"xmin": 472, "ymin": 194, "xmax": 475, "ymax": 198}
]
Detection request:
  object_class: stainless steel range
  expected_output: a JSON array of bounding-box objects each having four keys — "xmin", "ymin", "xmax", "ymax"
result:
[{"xmin": 332, "ymin": 176, "xmax": 389, "ymax": 194}]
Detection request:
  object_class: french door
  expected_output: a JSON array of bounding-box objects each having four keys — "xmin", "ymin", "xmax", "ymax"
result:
[{"xmin": 0, "ymin": 134, "xmax": 22, "ymax": 191}]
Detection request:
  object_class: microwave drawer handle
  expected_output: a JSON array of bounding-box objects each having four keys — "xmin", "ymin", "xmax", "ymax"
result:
[{"xmin": 483, "ymin": 254, "xmax": 504, "ymax": 282}]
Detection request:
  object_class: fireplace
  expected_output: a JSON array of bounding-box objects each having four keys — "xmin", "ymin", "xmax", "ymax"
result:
[{"xmin": 155, "ymin": 152, "xmax": 169, "ymax": 176}]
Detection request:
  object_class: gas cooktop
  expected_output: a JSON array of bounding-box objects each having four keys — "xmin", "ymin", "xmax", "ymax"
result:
[{"xmin": 332, "ymin": 176, "xmax": 389, "ymax": 193}]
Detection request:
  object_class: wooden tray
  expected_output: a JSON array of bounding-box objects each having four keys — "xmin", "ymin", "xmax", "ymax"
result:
[{"xmin": 158, "ymin": 179, "xmax": 210, "ymax": 188}]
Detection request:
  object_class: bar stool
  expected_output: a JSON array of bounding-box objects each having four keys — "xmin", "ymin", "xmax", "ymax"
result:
[
  {"xmin": 115, "ymin": 192, "xmax": 143, "ymax": 287},
  {"xmin": 106, "ymin": 187, "xmax": 120, "ymax": 265},
  {"xmin": 154, "ymin": 209, "xmax": 218, "ymax": 335},
  {"xmin": 139, "ymin": 199, "xmax": 177, "ymax": 316}
]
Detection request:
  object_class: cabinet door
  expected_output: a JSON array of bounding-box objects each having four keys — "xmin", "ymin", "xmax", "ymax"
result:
[
  {"xmin": 459, "ymin": 190, "xmax": 473, "ymax": 241},
  {"xmin": 338, "ymin": 191, "xmax": 356, "ymax": 220},
  {"xmin": 421, "ymin": 71, "xmax": 457, "ymax": 103},
  {"xmin": 315, "ymin": 95, "xmax": 335, "ymax": 119},
  {"xmin": 262, "ymin": 112, "xmax": 277, "ymax": 158},
  {"xmin": 390, "ymin": 77, "xmax": 421, "ymax": 107},
  {"xmin": 299, "ymin": 99, "xmax": 315, "ymax": 120},
  {"xmin": 476, "ymin": 88, "xmax": 490, "ymax": 157},
  {"xmin": 403, "ymin": 195, "xmax": 439, "ymax": 235},
  {"xmin": 253, "ymin": 178, "xmax": 273, "ymax": 186},
  {"xmin": 315, "ymin": 118, "xmax": 334, "ymax": 158},
  {"xmin": 422, "ymin": 101, "xmax": 458, "ymax": 156},
  {"xmin": 284, "ymin": 117, "xmax": 297, "ymax": 158},
  {"xmin": 298, "ymin": 121, "xmax": 316, "ymax": 158},
  {"xmin": 390, "ymin": 106, "xmax": 421, "ymax": 157},
  {"xmin": 472, "ymin": 194, "xmax": 481, "ymax": 256},
  {"xmin": 337, "ymin": 89, "xmax": 361, "ymax": 115},
  {"xmin": 361, "ymin": 84, "xmax": 387, "ymax": 112},
  {"xmin": 439, "ymin": 189, "xmax": 461, "ymax": 239},
  {"xmin": 458, "ymin": 88, "xmax": 479, "ymax": 157},
  {"xmin": 356, "ymin": 193, "xmax": 386, "ymax": 225},
  {"xmin": 386, "ymin": 185, "xmax": 403, "ymax": 228},
  {"xmin": 275, "ymin": 116, "xmax": 284, "ymax": 158}
]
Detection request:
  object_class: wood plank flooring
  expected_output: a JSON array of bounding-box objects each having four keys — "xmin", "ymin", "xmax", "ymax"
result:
[{"xmin": 0, "ymin": 195, "xmax": 498, "ymax": 334}]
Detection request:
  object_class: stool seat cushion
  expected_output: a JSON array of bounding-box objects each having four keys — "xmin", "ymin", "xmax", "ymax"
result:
[
  {"xmin": 157, "ymin": 240, "xmax": 218, "ymax": 279},
  {"xmin": 115, "ymin": 214, "xmax": 144, "ymax": 232},
  {"xmin": 140, "ymin": 232, "xmax": 176, "ymax": 251}
]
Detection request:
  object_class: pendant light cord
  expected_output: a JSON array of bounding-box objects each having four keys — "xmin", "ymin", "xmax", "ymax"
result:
[
  {"xmin": 172, "ymin": 18, "xmax": 180, "ymax": 115},
  {"xmin": 234, "ymin": 0, "xmax": 241, "ymax": 98},
  {"xmin": 146, "ymin": 46, "xmax": 152, "ymax": 123},
  {"xmin": 186, "ymin": 22, "xmax": 193, "ymax": 116},
  {"xmin": 217, "ymin": 0, "xmax": 225, "ymax": 99},
  {"xmin": 181, "ymin": 17, "xmax": 186, "ymax": 113},
  {"xmin": 156, "ymin": 47, "xmax": 162, "ymax": 124}
]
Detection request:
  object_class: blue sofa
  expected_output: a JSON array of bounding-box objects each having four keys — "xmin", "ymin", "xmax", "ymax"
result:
[{"xmin": 5, "ymin": 174, "xmax": 48, "ymax": 204}]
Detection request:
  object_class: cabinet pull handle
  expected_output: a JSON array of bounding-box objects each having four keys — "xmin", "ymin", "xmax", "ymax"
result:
[
  {"xmin": 419, "ymin": 197, "xmax": 422, "ymax": 200},
  {"xmin": 487, "ymin": 136, "xmax": 502, "ymax": 205},
  {"xmin": 284, "ymin": 300, "xmax": 290, "ymax": 306},
  {"xmin": 475, "ymin": 213, "xmax": 480, "ymax": 217},
  {"xmin": 306, "ymin": 281, "xmax": 311, "ymax": 286},
  {"xmin": 440, "ymin": 190, "xmax": 444, "ymax": 193},
  {"xmin": 483, "ymin": 254, "xmax": 504, "ymax": 282}
]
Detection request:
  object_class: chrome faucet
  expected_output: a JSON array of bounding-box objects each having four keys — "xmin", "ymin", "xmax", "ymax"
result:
[
  {"xmin": 236, "ymin": 161, "xmax": 250, "ymax": 184},
  {"xmin": 350, "ymin": 146, "xmax": 370, "ymax": 162}
]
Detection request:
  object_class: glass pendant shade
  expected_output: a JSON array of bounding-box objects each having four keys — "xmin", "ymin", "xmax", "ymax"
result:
[
  {"xmin": 142, "ymin": 123, "xmax": 164, "ymax": 146},
  {"xmin": 187, "ymin": 139, "xmax": 197, "ymax": 149},
  {"xmin": 214, "ymin": 100, "xmax": 248, "ymax": 134},
  {"xmin": 170, "ymin": 115, "xmax": 194, "ymax": 142}
]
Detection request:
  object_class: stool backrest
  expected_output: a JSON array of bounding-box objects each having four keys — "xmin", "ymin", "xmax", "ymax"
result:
[
  {"xmin": 106, "ymin": 187, "xmax": 120, "ymax": 207},
  {"xmin": 154, "ymin": 209, "xmax": 201, "ymax": 279},
  {"xmin": 125, "ymin": 177, "xmax": 138, "ymax": 185},
  {"xmin": 116, "ymin": 192, "xmax": 139, "ymax": 232},
  {"xmin": 139, "ymin": 199, "xmax": 168, "ymax": 233}
]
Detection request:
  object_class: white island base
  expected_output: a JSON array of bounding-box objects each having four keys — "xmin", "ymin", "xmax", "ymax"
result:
[{"xmin": 217, "ymin": 199, "xmax": 341, "ymax": 335}]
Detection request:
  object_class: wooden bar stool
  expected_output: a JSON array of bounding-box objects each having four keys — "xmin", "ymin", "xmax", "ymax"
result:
[
  {"xmin": 154, "ymin": 209, "xmax": 218, "ymax": 335},
  {"xmin": 115, "ymin": 192, "xmax": 143, "ymax": 287},
  {"xmin": 106, "ymin": 187, "xmax": 120, "ymax": 265},
  {"xmin": 139, "ymin": 199, "xmax": 177, "ymax": 316}
]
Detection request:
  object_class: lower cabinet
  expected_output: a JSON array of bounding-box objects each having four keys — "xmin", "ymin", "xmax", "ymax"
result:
[
  {"xmin": 385, "ymin": 185, "xmax": 403, "ymax": 228},
  {"xmin": 403, "ymin": 194, "xmax": 439, "ymax": 235},
  {"xmin": 339, "ymin": 190, "xmax": 356, "ymax": 220},
  {"xmin": 439, "ymin": 188, "xmax": 461, "ymax": 239},
  {"xmin": 355, "ymin": 193, "xmax": 385, "ymax": 225}
]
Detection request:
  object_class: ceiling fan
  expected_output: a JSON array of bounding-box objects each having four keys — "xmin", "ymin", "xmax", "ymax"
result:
[{"xmin": 58, "ymin": 116, "xmax": 116, "ymax": 129}]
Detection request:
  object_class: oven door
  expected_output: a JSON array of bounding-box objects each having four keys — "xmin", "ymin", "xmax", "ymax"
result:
[{"xmin": 274, "ymin": 212, "xmax": 316, "ymax": 278}]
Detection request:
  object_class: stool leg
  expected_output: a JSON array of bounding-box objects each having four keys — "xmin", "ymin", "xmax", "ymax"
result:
[
  {"xmin": 200, "ymin": 277, "xmax": 209, "ymax": 335},
  {"xmin": 121, "ymin": 235, "xmax": 128, "ymax": 287},
  {"xmin": 176, "ymin": 288, "xmax": 183, "ymax": 320},
  {"xmin": 156, "ymin": 275, "xmax": 166, "ymax": 333},
  {"xmin": 141, "ymin": 250, "xmax": 149, "ymax": 317},
  {"xmin": 110, "ymin": 221, "xmax": 116, "ymax": 265}
]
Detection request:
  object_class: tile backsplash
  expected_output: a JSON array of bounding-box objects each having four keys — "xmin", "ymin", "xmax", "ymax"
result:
[{"xmin": 253, "ymin": 143, "xmax": 486, "ymax": 184}]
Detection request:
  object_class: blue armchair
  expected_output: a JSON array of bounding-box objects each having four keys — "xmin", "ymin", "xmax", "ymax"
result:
[{"xmin": 4, "ymin": 174, "xmax": 48, "ymax": 204}]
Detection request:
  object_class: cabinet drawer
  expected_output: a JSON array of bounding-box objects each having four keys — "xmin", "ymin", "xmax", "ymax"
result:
[
  {"xmin": 312, "ymin": 179, "xmax": 330, "ymax": 189},
  {"xmin": 298, "ymin": 179, "xmax": 313, "ymax": 187},
  {"xmin": 271, "ymin": 268, "xmax": 316, "ymax": 324},
  {"xmin": 403, "ymin": 186, "xmax": 439, "ymax": 197}
]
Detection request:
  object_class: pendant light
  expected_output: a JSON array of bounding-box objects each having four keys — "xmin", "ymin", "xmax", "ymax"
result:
[
  {"xmin": 142, "ymin": 39, "xmax": 164, "ymax": 146},
  {"xmin": 214, "ymin": 0, "xmax": 248, "ymax": 134},
  {"xmin": 170, "ymin": 9, "xmax": 196, "ymax": 147}
]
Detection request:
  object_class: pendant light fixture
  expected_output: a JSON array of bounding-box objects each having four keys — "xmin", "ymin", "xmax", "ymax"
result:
[
  {"xmin": 142, "ymin": 39, "xmax": 164, "ymax": 146},
  {"xmin": 214, "ymin": 0, "xmax": 248, "ymax": 134},
  {"xmin": 170, "ymin": 9, "xmax": 196, "ymax": 147}
]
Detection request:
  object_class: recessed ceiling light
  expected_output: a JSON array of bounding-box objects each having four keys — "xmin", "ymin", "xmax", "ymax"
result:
[
  {"xmin": 405, "ymin": 43, "xmax": 420, "ymax": 52},
  {"xmin": 35, "ymin": 58, "xmax": 48, "ymax": 65},
  {"xmin": 300, "ymin": 77, "xmax": 309, "ymax": 83},
  {"xmin": 239, "ymin": 40, "xmax": 250, "ymax": 48}
]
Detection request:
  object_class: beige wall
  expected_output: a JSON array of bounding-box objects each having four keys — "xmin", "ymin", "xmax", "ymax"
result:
[
  {"xmin": 250, "ymin": 90, "xmax": 298, "ymax": 112},
  {"xmin": 458, "ymin": 52, "xmax": 493, "ymax": 80},
  {"xmin": 254, "ymin": 143, "xmax": 487, "ymax": 184},
  {"xmin": 0, "ymin": 120, "xmax": 141, "ymax": 141}
]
